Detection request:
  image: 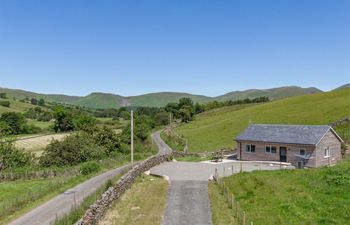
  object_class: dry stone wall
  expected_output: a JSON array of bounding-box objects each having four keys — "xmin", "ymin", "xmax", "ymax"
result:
[{"xmin": 75, "ymin": 154, "xmax": 171, "ymax": 225}]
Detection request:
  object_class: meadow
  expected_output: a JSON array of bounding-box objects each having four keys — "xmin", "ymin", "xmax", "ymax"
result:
[
  {"xmin": 213, "ymin": 159, "xmax": 350, "ymax": 225},
  {"xmin": 176, "ymin": 88, "xmax": 350, "ymax": 152}
]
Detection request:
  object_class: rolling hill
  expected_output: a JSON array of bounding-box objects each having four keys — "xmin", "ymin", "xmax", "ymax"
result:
[
  {"xmin": 0, "ymin": 85, "xmax": 327, "ymax": 109},
  {"xmin": 215, "ymin": 86, "xmax": 322, "ymax": 101},
  {"xmin": 175, "ymin": 88, "xmax": 350, "ymax": 152}
]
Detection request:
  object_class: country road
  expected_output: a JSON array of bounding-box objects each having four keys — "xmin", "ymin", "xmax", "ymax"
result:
[{"xmin": 8, "ymin": 131, "xmax": 168, "ymax": 225}]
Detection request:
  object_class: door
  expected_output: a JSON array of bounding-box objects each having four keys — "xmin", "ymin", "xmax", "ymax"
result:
[{"xmin": 280, "ymin": 147, "xmax": 287, "ymax": 162}]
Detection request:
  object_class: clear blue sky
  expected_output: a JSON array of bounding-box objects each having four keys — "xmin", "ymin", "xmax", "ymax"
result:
[{"xmin": 0, "ymin": 0, "xmax": 349, "ymax": 97}]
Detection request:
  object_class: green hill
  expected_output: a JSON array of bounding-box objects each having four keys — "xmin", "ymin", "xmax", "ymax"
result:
[
  {"xmin": 74, "ymin": 92, "xmax": 124, "ymax": 109},
  {"xmin": 0, "ymin": 98, "xmax": 36, "ymax": 114},
  {"xmin": 176, "ymin": 88, "xmax": 350, "ymax": 152},
  {"xmin": 0, "ymin": 85, "xmax": 335, "ymax": 109},
  {"xmin": 215, "ymin": 86, "xmax": 322, "ymax": 101},
  {"xmin": 128, "ymin": 92, "xmax": 212, "ymax": 107}
]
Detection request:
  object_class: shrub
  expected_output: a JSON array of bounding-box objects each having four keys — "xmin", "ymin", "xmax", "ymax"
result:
[
  {"xmin": 39, "ymin": 133, "xmax": 104, "ymax": 167},
  {"xmin": 0, "ymin": 93, "xmax": 7, "ymax": 99},
  {"xmin": 0, "ymin": 142, "xmax": 33, "ymax": 170},
  {"xmin": 0, "ymin": 101, "xmax": 10, "ymax": 107},
  {"xmin": 53, "ymin": 107, "xmax": 74, "ymax": 132},
  {"xmin": 73, "ymin": 114, "xmax": 97, "ymax": 132},
  {"xmin": 92, "ymin": 126, "xmax": 121, "ymax": 154},
  {"xmin": 80, "ymin": 161, "xmax": 100, "ymax": 175},
  {"xmin": 0, "ymin": 112, "xmax": 27, "ymax": 134}
]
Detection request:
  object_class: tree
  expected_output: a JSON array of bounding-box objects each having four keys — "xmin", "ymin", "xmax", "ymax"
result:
[
  {"xmin": 0, "ymin": 112, "xmax": 26, "ymax": 134},
  {"xmin": 73, "ymin": 114, "xmax": 97, "ymax": 132},
  {"xmin": 154, "ymin": 111, "xmax": 169, "ymax": 125},
  {"xmin": 0, "ymin": 142, "xmax": 32, "ymax": 170},
  {"xmin": 31, "ymin": 98, "xmax": 38, "ymax": 105},
  {"xmin": 179, "ymin": 106, "xmax": 192, "ymax": 123},
  {"xmin": 165, "ymin": 102, "xmax": 179, "ymax": 118},
  {"xmin": 0, "ymin": 93, "xmax": 7, "ymax": 99},
  {"xmin": 38, "ymin": 98, "xmax": 45, "ymax": 106},
  {"xmin": 53, "ymin": 107, "xmax": 74, "ymax": 132},
  {"xmin": 0, "ymin": 101, "xmax": 10, "ymax": 108},
  {"xmin": 178, "ymin": 97, "xmax": 194, "ymax": 109},
  {"xmin": 194, "ymin": 102, "xmax": 205, "ymax": 114}
]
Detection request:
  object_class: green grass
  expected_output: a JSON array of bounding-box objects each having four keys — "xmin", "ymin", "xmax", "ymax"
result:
[
  {"xmin": 99, "ymin": 174, "xmax": 169, "ymax": 225},
  {"xmin": 175, "ymin": 155, "xmax": 211, "ymax": 162},
  {"xmin": 176, "ymin": 89, "xmax": 350, "ymax": 152},
  {"xmin": 208, "ymin": 182, "xmax": 236, "ymax": 225},
  {"xmin": 0, "ymin": 98, "xmax": 36, "ymax": 114},
  {"xmin": 218, "ymin": 159, "xmax": 350, "ymax": 225},
  {"xmin": 27, "ymin": 119, "xmax": 53, "ymax": 130}
]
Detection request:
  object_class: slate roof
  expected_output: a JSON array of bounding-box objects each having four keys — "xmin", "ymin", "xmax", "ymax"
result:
[{"xmin": 235, "ymin": 124, "xmax": 342, "ymax": 145}]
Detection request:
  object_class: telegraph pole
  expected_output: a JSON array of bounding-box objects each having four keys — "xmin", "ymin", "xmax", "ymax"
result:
[{"xmin": 131, "ymin": 110, "xmax": 134, "ymax": 167}]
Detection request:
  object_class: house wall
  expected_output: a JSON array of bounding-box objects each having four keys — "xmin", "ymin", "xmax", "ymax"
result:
[
  {"xmin": 315, "ymin": 130, "xmax": 342, "ymax": 167},
  {"xmin": 237, "ymin": 141, "xmax": 317, "ymax": 168}
]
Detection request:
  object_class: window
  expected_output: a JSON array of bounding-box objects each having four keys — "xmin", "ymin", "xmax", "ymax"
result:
[
  {"xmin": 271, "ymin": 146, "xmax": 277, "ymax": 153},
  {"xmin": 245, "ymin": 144, "xmax": 255, "ymax": 153},
  {"xmin": 324, "ymin": 147, "xmax": 330, "ymax": 157},
  {"xmin": 251, "ymin": 145, "xmax": 255, "ymax": 152},
  {"xmin": 266, "ymin": 146, "xmax": 277, "ymax": 153},
  {"xmin": 300, "ymin": 149, "xmax": 305, "ymax": 156}
]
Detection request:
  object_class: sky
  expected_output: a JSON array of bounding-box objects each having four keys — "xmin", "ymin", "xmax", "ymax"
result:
[{"xmin": 0, "ymin": 0, "xmax": 349, "ymax": 97}]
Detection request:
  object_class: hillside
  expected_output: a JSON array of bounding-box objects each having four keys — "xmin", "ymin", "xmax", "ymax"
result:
[
  {"xmin": 128, "ymin": 92, "xmax": 212, "ymax": 107},
  {"xmin": 334, "ymin": 83, "xmax": 350, "ymax": 90},
  {"xmin": 176, "ymin": 88, "xmax": 350, "ymax": 152},
  {"xmin": 215, "ymin": 86, "xmax": 322, "ymax": 101},
  {"xmin": 0, "ymin": 86, "xmax": 328, "ymax": 109},
  {"xmin": 215, "ymin": 159, "xmax": 350, "ymax": 225},
  {"xmin": 0, "ymin": 98, "xmax": 36, "ymax": 114}
]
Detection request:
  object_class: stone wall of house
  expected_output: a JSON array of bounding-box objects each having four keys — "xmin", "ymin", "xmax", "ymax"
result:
[
  {"xmin": 74, "ymin": 154, "xmax": 171, "ymax": 225},
  {"xmin": 237, "ymin": 141, "xmax": 316, "ymax": 167},
  {"xmin": 315, "ymin": 130, "xmax": 342, "ymax": 167}
]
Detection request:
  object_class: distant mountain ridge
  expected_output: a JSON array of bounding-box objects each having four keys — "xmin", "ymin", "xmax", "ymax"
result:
[{"xmin": 0, "ymin": 85, "xmax": 326, "ymax": 109}]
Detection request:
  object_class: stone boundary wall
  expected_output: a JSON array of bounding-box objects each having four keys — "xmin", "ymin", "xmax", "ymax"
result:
[
  {"xmin": 75, "ymin": 154, "xmax": 172, "ymax": 225},
  {"xmin": 329, "ymin": 117, "xmax": 349, "ymax": 127}
]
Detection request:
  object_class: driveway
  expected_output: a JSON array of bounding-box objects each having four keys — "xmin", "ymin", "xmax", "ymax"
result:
[{"xmin": 151, "ymin": 156, "xmax": 292, "ymax": 225}]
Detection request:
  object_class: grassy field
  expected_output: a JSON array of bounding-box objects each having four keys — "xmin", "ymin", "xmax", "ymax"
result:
[
  {"xmin": 27, "ymin": 119, "xmax": 54, "ymax": 130},
  {"xmin": 208, "ymin": 182, "xmax": 236, "ymax": 225},
  {"xmin": 215, "ymin": 159, "xmax": 350, "ymax": 225},
  {"xmin": 175, "ymin": 155, "xmax": 212, "ymax": 162},
  {"xmin": 0, "ymin": 98, "xmax": 36, "ymax": 114},
  {"xmin": 176, "ymin": 89, "xmax": 350, "ymax": 152},
  {"xmin": 99, "ymin": 174, "xmax": 169, "ymax": 225},
  {"xmin": 13, "ymin": 133, "xmax": 69, "ymax": 156}
]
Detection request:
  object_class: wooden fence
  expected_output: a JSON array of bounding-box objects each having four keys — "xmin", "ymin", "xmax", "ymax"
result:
[{"xmin": 214, "ymin": 169, "xmax": 254, "ymax": 225}]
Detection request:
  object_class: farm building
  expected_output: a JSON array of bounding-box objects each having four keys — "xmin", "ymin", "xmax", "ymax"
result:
[{"xmin": 235, "ymin": 124, "xmax": 343, "ymax": 168}]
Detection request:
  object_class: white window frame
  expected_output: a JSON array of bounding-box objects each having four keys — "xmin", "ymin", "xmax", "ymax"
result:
[
  {"xmin": 245, "ymin": 144, "xmax": 255, "ymax": 153},
  {"xmin": 265, "ymin": 146, "xmax": 271, "ymax": 153},
  {"xmin": 324, "ymin": 147, "xmax": 330, "ymax": 158},
  {"xmin": 271, "ymin": 146, "xmax": 277, "ymax": 153},
  {"xmin": 300, "ymin": 149, "xmax": 305, "ymax": 156}
]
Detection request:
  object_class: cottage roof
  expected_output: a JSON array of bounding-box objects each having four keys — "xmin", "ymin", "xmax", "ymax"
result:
[{"xmin": 235, "ymin": 124, "xmax": 343, "ymax": 145}]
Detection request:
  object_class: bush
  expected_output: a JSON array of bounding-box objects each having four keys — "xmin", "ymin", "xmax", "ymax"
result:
[
  {"xmin": 80, "ymin": 161, "xmax": 100, "ymax": 175},
  {"xmin": 0, "ymin": 142, "xmax": 33, "ymax": 170},
  {"xmin": 39, "ymin": 133, "xmax": 104, "ymax": 167},
  {"xmin": 0, "ymin": 112, "xmax": 27, "ymax": 134},
  {"xmin": 53, "ymin": 107, "xmax": 74, "ymax": 132},
  {"xmin": 0, "ymin": 101, "xmax": 10, "ymax": 107},
  {"xmin": 92, "ymin": 126, "xmax": 121, "ymax": 154}
]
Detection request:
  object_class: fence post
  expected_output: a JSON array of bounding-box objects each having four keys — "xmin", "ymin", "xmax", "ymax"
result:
[
  {"xmin": 236, "ymin": 201, "xmax": 238, "ymax": 218},
  {"xmin": 231, "ymin": 193, "xmax": 234, "ymax": 209},
  {"xmin": 231, "ymin": 165, "xmax": 234, "ymax": 175},
  {"xmin": 240, "ymin": 162, "xmax": 243, "ymax": 173},
  {"xmin": 251, "ymin": 222, "xmax": 254, "ymax": 225},
  {"xmin": 243, "ymin": 211, "xmax": 246, "ymax": 225}
]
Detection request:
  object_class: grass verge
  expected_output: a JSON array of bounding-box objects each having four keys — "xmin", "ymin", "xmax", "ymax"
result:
[
  {"xmin": 208, "ymin": 182, "xmax": 236, "ymax": 225},
  {"xmin": 99, "ymin": 174, "xmax": 169, "ymax": 225},
  {"xmin": 175, "ymin": 155, "xmax": 212, "ymax": 162},
  {"xmin": 219, "ymin": 159, "xmax": 350, "ymax": 225}
]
